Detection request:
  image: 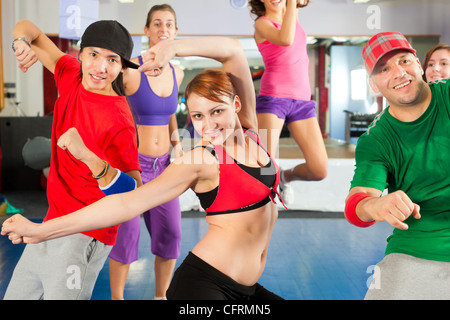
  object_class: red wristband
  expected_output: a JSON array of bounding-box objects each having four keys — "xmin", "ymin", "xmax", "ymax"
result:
[{"xmin": 345, "ymin": 192, "xmax": 376, "ymax": 228}]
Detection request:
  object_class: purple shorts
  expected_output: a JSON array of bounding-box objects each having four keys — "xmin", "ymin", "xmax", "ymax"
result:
[
  {"xmin": 109, "ymin": 152, "xmax": 181, "ymax": 264},
  {"xmin": 256, "ymin": 95, "xmax": 316, "ymax": 124}
]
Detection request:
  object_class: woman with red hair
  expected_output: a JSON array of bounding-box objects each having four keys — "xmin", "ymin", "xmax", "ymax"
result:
[{"xmin": 3, "ymin": 37, "xmax": 285, "ymax": 300}]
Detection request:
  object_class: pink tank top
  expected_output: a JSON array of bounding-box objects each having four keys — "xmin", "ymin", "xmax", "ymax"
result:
[{"xmin": 256, "ymin": 17, "xmax": 311, "ymax": 101}]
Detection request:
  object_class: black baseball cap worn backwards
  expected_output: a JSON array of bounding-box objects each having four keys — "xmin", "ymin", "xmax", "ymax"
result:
[{"xmin": 80, "ymin": 20, "xmax": 139, "ymax": 69}]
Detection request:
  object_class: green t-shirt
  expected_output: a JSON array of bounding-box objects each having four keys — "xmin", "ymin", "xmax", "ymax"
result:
[{"xmin": 350, "ymin": 79, "xmax": 450, "ymax": 261}]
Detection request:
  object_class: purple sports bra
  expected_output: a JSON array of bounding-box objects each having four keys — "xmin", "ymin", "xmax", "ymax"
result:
[{"xmin": 128, "ymin": 56, "xmax": 178, "ymax": 126}]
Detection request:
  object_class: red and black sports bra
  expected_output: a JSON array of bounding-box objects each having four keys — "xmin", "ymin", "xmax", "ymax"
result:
[{"xmin": 195, "ymin": 129, "xmax": 286, "ymax": 215}]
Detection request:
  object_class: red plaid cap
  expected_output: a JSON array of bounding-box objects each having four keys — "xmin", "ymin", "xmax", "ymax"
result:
[{"xmin": 362, "ymin": 32, "xmax": 416, "ymax": 74}]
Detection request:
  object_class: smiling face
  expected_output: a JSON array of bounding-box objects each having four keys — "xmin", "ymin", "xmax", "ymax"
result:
[
  {"xmin": 369, "ymin": 50, "xmax": 428, "ymax": 110},
  {"xmin": 79, "ymin": 47, "xmax": 124, "ymax": 95},
  {"xmin": 261, "ymin": 0, "xmax": 285, "ymax": 12},
  {"xmin": 188, "ymin": 93, "xmax": 241, "ymax": 145},
  {"xmin": 185, "ymin": 69, "xmax": 240, "ymax": 145},
  {"xmin": 425, "ymin": 48, "xmax": 450, "ymax": 82},
  {"xmin": 145, "ymin": 9, "xmax": 178, "ymax": 47}
]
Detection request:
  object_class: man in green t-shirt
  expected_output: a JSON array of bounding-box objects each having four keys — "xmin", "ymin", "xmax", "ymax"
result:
[{"xmin": 345, "ymin": 32, "xmax": 450, "ymax": 299}]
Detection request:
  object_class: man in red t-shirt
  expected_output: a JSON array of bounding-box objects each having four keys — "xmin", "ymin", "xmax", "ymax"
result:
[{"xmin": 5, "ymin": 20, "xmax": 141, "ymax": 300}]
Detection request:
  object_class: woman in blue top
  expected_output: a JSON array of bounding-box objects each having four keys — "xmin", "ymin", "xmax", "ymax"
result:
[{"xmin": 112, "ymin": 4, "xmax": 184, "ymax": 300}]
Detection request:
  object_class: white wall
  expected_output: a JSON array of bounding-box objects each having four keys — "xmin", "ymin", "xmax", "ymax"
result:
[
  {"xmin": 303, "ymin": 1, "xmax": 449, "ymax": 42},
  {"xmin": 4, "ymin": 0, "xmax": 450, "ymax": 37},
  {"xmin": 2, "ymin": 0, "xmax": 449, "ymax": 117}
]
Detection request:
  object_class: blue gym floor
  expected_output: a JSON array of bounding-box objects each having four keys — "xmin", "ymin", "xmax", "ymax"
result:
[{"xmin": 1, "ymin": 211, "xmax": 393, "ymax": 300}]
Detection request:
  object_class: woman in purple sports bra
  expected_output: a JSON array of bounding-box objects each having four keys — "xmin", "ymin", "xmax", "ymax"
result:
[
  {"xmin": 249, "ymin": 0, "xmax": 328, "ymax": 204},
  {"xmin": 110, "ymin": 4, "xmax": 184, "ymax": 300}
]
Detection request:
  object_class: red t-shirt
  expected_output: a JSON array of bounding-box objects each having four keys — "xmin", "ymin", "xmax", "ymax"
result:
[{"xmin": 44, "ymin": 55, "xmax": 141, "ymax": 245}]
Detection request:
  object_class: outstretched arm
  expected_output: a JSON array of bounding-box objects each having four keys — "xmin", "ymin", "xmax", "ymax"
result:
[
  {"xmin": 13, "ymin": 19, "xmax": 65, "ymax": 73},
  {"xmin": 1, "ymin": 147, "xmax": 208, "ymax": 244},
  {"xmin": 140, "ymin": 37, "xmax": 257, "ymax": 131},
  {"xmin": 345, "ymin": 187, "xmax": 421, "ymax": 230}
]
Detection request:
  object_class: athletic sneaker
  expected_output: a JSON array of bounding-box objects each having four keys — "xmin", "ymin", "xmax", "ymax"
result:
[{"xmin": 279, "ymin": 169, "xmax": 294, "ymax": 206}]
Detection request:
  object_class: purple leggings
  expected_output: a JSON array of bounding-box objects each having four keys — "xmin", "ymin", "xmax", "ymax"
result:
[{"xmin": 109, "ymin": 152, "xmax": 181, "ymax": 264}]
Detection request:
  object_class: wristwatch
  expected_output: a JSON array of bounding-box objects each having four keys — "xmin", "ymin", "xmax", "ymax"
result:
[{"xmin": 12, "ymin": 37, "xmax": 31, "ymax": 52}]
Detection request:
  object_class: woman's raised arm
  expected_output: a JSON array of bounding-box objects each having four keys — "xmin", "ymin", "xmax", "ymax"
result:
[{"xmin": 140, "ymin": 37, "xmax": 257, "ymax": 131}]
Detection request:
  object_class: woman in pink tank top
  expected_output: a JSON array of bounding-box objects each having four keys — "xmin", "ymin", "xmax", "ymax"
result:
[{"xmin": 249, "ymin": 0, "xmax": 328, "ymax": 204}]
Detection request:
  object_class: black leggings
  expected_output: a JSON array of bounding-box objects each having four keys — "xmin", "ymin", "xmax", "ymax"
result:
[{"xmin": 167, "ymin": 252, "xmax": 284, "ymax": 300}]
